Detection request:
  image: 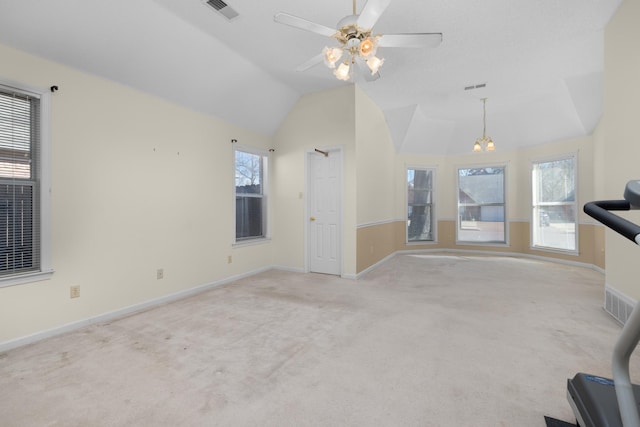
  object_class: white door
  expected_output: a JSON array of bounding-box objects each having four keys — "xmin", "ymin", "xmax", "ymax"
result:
[{"xmin": 307, "ymin": 148, "xmax": 342, "ymax": 275}]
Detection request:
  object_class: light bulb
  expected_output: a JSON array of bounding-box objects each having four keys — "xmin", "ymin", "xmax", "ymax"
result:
[
  {"xmin": 486, "ymin": 139, "xmax": 495, "ymax": 151},
  {"xmin": 359, "ymin": 36, "xmax": 378, "ymax": 58},
  {"xmin": 473, "ymin": 141, "xmax": 482, "ymax": 152}
]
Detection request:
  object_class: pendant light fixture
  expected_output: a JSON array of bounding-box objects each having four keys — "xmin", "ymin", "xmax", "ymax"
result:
[{"xmin": 473, "ymin": 98, "xmax": 495, "ymax": 152}]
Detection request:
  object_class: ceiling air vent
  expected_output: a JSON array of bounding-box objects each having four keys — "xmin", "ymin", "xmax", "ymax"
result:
[
  {"xmin": 205, "ymin": 0, "xmax": 239, "ymax": 21},
  {"xmin": 464, "ymin": 83, "xmax": 487, "ymax": 91}
]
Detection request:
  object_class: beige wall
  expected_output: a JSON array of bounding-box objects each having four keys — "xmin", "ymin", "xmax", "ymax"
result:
[
  {"xmin": 355, "ymin": 86, "xmax": 396, "ymax": 225},
  {"xmin": 273, "ymin": 85, "xmax": 398, "ymax": 277},
  {"xmin": 356, "ymin": 221, "xmax": 401, "ymax": 272},
  {"xmin": 354, "ymin": 222, "xmax": 571, "ymax": 272},
  {"xmin": 354, "ymin": 86, "xmax": 397, "ymax": 269},
  {"xmin": 2, "ymin": 6, "xmax": 625, "ymax": 344},
  {"xmin": 272, "ymin": 86, "xmax": 357, "ymax": 275},
  {"xmin": 357, "ymin": 221, "xmax": 603, "ymax": 272},
  {"xmin": 598, "ymin": 0, "xmax": 640, "ymax": 300},
  {"xmin": 0, "ymin": 44, "xmax": 275, "ymax": 344},
  {"xmin": 356, "ymin": 135, "xmax": 600, "ymax": 273}
]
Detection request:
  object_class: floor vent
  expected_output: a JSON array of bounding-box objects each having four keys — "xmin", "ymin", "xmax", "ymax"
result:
[
  {"xmin": 605, "ymin": 285, "xmax": 635, "ymax": 325},
  {"xmin": 205, "ymin": 0, "xmax": 239, "ymax": 21}
]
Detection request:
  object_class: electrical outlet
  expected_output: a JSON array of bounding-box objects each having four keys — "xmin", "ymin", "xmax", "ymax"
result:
[
  {"xmin": 157, "ymin": 268, "xmax": 164, "ymax": 280},
  {"xmin": 227, "ymin": 255, "xmax": 232, "ymax": 264},
  {"xmin": 70, "ymin": 285, "xmax": 80, "ymax": 299}
]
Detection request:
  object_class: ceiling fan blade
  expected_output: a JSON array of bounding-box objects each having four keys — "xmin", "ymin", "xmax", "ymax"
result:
[
  {"xmin": 356, "ymin": 0, "xmax": 391, "ymax": 30},
  {"xmin": 378, "ymin": 33, "xmax": 443, "ymax": 48},
  {"xmin": 274, "ymin": 12, "xmax": 337, "ymax": 37},
  {"xmin": 295, "ymin": 53, "xmax": 325, "ymax": 72}
]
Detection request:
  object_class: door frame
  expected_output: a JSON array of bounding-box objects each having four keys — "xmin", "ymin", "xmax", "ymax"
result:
[{"xmin": 304, "ymin": 146, "xmax": 344, "ymax": 275}]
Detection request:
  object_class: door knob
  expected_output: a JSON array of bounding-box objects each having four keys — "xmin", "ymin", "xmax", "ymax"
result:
[{"xmin": 310, "ymin": 216, "xmax": 316, "ymax": 221}]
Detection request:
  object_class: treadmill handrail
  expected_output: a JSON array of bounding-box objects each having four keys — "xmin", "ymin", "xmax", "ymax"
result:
[
  {"xmin": 584, "ymin": 200, "xmax": 640, "ymax": 244},
  {"xmin": 584, "ymin": 199, "xmax": 640, "ymax": 427}
]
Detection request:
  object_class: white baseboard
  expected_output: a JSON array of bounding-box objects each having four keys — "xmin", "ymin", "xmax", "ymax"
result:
[
  {"xmin": 0, "ymin": 266, "xmax": 271, "ymax": 353},
  {"xmin": 394, "ymin": 247, "xmax": 603, "ymax": 273},
  {"xmin": 0, "ymin": 250, "xmax": 607, "ymax": 352},
  {"xmin": 353, "ymin": 252, "xmax": 398, "ymax": 279},
  {"xmin": 272, "ymin": 265, "xmax": 306, "ymax": 274}
]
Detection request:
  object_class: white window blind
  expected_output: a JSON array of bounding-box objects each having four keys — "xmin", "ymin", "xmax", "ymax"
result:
[{"xmin": 0, "ymin": 87, "xmax": 40, "ymax": 277}]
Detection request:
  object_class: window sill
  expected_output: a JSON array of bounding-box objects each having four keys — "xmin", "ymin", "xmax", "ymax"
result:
[
  {"xmin": 0, "ymin": 269, "xmax": 54, "ymax": 289},
  {"xmin": 530, "ymin": 246, "xmax": 579, "ymax": 256},
  {"xmin": 456, "ymin": 241, "xmax": 509, "ymax": 247},
  {"xmin": 406, "ymin": 240, "xmax": 437, "ymax": 246},
  {"xmin": 233, "ymin": 237, "xmax": 272, "ymax": 248}
]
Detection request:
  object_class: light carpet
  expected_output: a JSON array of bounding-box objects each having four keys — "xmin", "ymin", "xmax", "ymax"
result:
[{"xmin": 1, "ymin": 254, "xmax": 636, "ymax": 426}]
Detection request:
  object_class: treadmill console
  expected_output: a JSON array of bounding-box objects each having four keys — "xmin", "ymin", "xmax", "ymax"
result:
[{"xmin": 624, "ymin": 180, "xmax": 640, "ymax": 208}]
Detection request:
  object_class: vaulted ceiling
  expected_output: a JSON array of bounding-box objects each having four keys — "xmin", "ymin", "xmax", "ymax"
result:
[{"xmin": 0, "ymin": 0, "xmax": 621, "ymax": 155}]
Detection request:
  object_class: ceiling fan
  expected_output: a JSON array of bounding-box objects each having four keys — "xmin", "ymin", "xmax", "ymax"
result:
[{"xmin": 274, "ymin": 0, "xmax": 442, "ymax": 81}]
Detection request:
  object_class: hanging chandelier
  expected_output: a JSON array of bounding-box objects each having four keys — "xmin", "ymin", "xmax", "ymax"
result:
[{"xmin": 473, "ymin": 98, "xmax": 495, "ymax": 152}]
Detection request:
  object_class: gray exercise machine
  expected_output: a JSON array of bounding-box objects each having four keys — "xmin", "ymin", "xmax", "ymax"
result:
[{"xmin": 567, "ymin": 180, "xmax": 640, "ymax": 427}]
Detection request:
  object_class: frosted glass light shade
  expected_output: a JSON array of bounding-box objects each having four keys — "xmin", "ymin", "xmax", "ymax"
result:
[
  {"xmin": 322, "ymin": 46, "xmax": 344, "ymax": 68},
  {"xmin": 366, "ymin": 56, "xmax": 384, "ymax": 75},
  {"xmin": 334, "ymin": 62, "xmax": 351, "ymax": 81},
  {"xmin": 359, "ymin": 36, "xmax": 378, "ymax": 57}
]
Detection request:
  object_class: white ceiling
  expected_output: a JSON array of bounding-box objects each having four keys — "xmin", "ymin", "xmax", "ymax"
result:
[{"xmin": 0, "ymin": 0, "xmax": 621, "ymax": 155}]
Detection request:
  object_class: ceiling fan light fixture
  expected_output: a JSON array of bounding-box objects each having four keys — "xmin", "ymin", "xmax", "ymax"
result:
[
  {"xmin": 359, "ymin": 36, "xmax": 378, "ymax": 57},
  {"xmin": 322, "ymin": 46, "xmax": 344, "ymax": 68},
  {"xmin": 334, "ymin": 61, "xmax": 351, "ymax": 81},
  {"xmin": 366, "ymin": 56, "xmax": 384, "ymax": 75},
  {"xmin": 275, "ymin": 0, "xmax": 443, "ymax": 82}
]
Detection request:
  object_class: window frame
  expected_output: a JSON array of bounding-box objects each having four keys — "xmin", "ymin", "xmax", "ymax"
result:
[
  {"xmin": 530, "ymin": 153, "xmax": 578, "ymax": 254},
  {"xmin": 456, "ymin": 164, "xmax": 508, "ymax": 245},
  {"xmin": 0, "ymin": 79, "xmax": 52, "ymax": 288},
  {"xmin": 406, "ymin": 166, "xmax": 436, "ymax": 244},
  {"xmin": 233, "ymin": 144, "xmax": 269, "ymax": 245}
]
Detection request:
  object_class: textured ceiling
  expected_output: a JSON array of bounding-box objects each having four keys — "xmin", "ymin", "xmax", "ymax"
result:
[{"xmin": 0, "ymin": 0, "xmax": 622, "ymax": 155}]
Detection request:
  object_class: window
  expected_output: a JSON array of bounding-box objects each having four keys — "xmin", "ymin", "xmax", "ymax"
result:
[
  {"xmin": 0, "ymin": 82, "xmax": 50, "ymax": 285},
  {"xmin": 457, "ymin": 166, "xmax": 506, "ymax": 243},
  {"xmin": 407, "ymin": 168, "xmax": 435, "ymax": 242},
  {"xmin": 531, "ymin": 156, "xmax": 577, "ymax": 251},
  {"xmin": 234, "ymin": 147, "xmax": 267, "ymax": 241}
]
